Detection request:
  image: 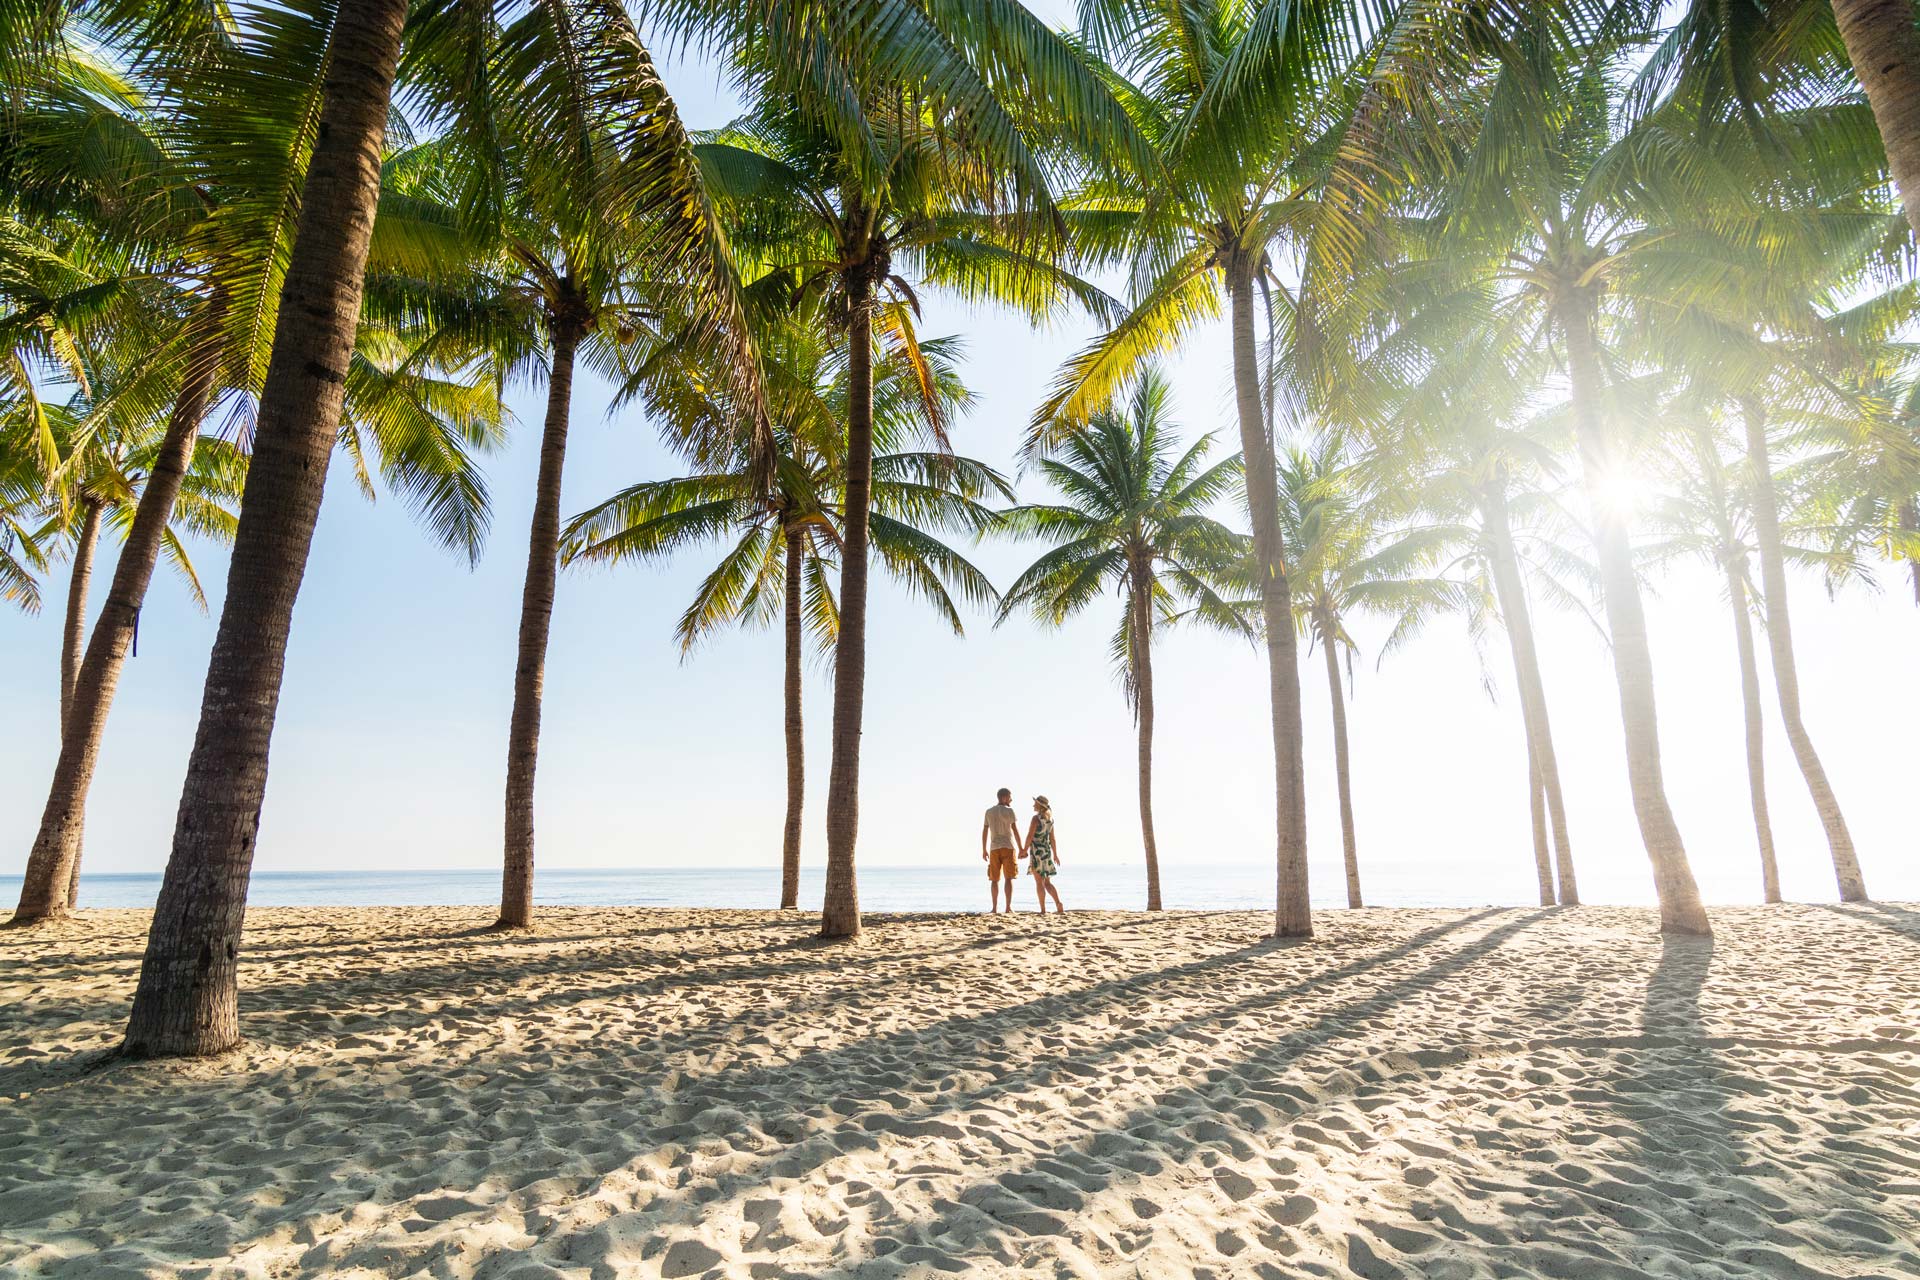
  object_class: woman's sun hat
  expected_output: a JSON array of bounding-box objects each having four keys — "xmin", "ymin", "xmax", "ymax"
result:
[{"xmin": 1033, "ymin": 795, "xmax": 1050, "ymax": 807}]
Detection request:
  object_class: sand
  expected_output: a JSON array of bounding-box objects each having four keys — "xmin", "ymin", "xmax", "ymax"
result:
[{"xmin": 1, "ymin": 902, "xmax": 1917, "ymax": 1279}]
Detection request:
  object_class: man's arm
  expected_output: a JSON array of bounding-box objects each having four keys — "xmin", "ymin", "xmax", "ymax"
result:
[{"xmin": 982, "ymin": 818, "xmax": 989, "ymax": 860}]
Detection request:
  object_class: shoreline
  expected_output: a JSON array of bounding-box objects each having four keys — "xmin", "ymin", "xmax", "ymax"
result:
[{"xmin": 4, "ymin": 903, "xmax": 1917, "ymax": 1277}]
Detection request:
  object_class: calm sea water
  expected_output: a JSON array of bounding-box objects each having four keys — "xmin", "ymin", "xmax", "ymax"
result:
[{"xmin": 0, "ymin": 860, "xmax": 1676, "ymax": 913}]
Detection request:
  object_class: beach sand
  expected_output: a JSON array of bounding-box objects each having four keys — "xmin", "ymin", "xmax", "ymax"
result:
[{"xmin": 1, "ymin": 903, "xmax": 1916, "ymax": 1278}]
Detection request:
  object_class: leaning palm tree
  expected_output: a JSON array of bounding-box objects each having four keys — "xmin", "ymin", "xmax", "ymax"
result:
[
  {"xmin": 1380, "ymin": 28, "xmax": 1725, "ymax": 935},
  {"xmin": 1645, "ymin": 0, "xmax": 1920, "ymax": 257},
  {"xmin": 4, "ymin": 70, "xmax": 505, "ymax": 924},
  {"xmin": 998, "ymin": 369, "xmax": 1249, "ymax": 911},
  {"xmin": 1364, "ymin": 319, "xmax": 1592, "ymax": 907},
  {"xmin": 118, "ymin": 0, "xmax": 760, "ymax": 1053},
  {"xmin": 1273, "ymin": 440, "xmax": 1472, "ymax": 910},
  {"xmin": 1644, "ymin": 408, "xmax": 1787, "ymax": 903},
  {"xmin": 565, "ymin": 325, "xmax": 1004, "ymax": 909}
]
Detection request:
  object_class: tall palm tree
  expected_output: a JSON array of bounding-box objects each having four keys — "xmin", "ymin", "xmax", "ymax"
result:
[
  {"xmin": 465, "ymin": 28, "xmax": 752, "ymax": 931},
  {"xmin": 1388, "ymin": 28, "xmax": 1723, "ymax": 935},
  {"xmin": 114, "ymin": 0, "xmax": 766, "ymax": 1053},
  {"xmin": 1738, "ymin": 389, "xmax": 1871, "ymax": 901},
  {"xmin": 4, "ymin": 70, "xmax": 504, "ymax": 924},
  {"xmin": 698, "ymin": 79, "xmax": 1129, "ymax": 938},
  {"xmin": 122, "ymin": 0, "xmax": 411, "ymax": 1054},
  {"xmin": 1273, "ymin": 439, "xmax": 1471, "ymax": 911},
  {"xmin": 564, "ymin": 326, "xmax": 1004, "ymax": 909},
  {"xmin": 1616, "ymin": 202, "xmax": 1896, "ymax": 906},
  {"xmin": 1645, "ymin": 410, "xmax": 1785, "ymax": 902},
  {"xmin": 1034, "ymin": 0, "xmax": 1469, "ymax": 938},
  {"xmin": 1366, "ymin": 320, "xmax": 1591, "ymax": 907},
  {"xmin": 998, "ymin": 369, "xmax": 1249, "ymax": 911},
  {"xmin": 1820, "ymin": 1, "xmax": 1920, "ymax": 245}
]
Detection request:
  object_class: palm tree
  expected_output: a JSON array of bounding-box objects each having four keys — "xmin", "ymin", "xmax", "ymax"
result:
[
  {"xmin": 113, "ymin": 0, "xmax": 769, "ymax": 1052},
  {"xmin": 471, "ymin": 59, "xmax": 741, "ymax": 931},
  {"xmin": 1366, "ymin": 321, "xmax": 1591, "ymax": 907},
  {"xmin": 1614, "ymin": 199, "xmax": 1896, "ymax": 906},
  {"xmin": 1795, "ymin": 365, "xmax": 1920, "ymax": 604},
  {"xmin": 31, "ymin": 395, "xmax": 247, "ymax": 908},
  {"xmin": 1033, "ymin": 0, "xmax": 1471, "ymax": 938},
  {"xmin": 1738, "ymin": 389, "xmax": 1871, "ymax": 901},
  {"xmin": 1380, "ymin": 26, "xmax": 1724, "ymax": 935},
  {"xmin": 698, "ymin": 78, "xmax": 1130, "ymax": 938},
  {"xmin": 3, "ymin": 70, "xmax": 504, "ymax": 923},
  {"xmin": 121, "ymin": 0, "xmax": 411, "ymax": 1054},
  {"xmin": 1272, "ymin": 439, "xmax": 1471, "ymax": 911},
  {"xmin": 565, "ymin": 325, "xmax": 1004, "ymax": 909},
  {"xmin": 1645, "ymin": 410, "xmax": 1785, "ymax": 903},
  {"xmin": 998, "ymin": 369, "xmax": 1249, "ymax": 911},
  {"xmin": 1824, "ymin": 1, "xmax": 1920, "ymax": 245}
]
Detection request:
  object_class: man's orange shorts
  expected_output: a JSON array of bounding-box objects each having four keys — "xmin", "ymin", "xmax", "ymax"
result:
[{"xmin": 987, "ymin": 847, "xmax": 1019, "ymax": 880}]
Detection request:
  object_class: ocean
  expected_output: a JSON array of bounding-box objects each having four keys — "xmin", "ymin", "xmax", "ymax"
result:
[{"xmin": 0, "ymin": 859, "xmax": 1686, "ymax": 913}]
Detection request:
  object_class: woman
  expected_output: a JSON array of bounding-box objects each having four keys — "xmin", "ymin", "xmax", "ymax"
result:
[{"xmin": 1026, "ymin": 795, "xmax": 1064, "ymax": 913}]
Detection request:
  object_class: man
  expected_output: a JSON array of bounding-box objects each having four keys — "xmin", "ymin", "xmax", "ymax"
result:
[{"xmin": 982, "ymin": 787, "xmax": 1024, "ymax": 913}]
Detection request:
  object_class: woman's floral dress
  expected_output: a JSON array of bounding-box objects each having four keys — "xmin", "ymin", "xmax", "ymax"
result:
[{"xmin": 1029, "ymin": 817, "xmax": 1058, "ymax": 877}]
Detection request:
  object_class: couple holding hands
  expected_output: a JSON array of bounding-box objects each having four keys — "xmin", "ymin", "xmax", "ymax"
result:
[{"xmin": 981, "ymin": 788, "xmax": 1065, "ymax": 914}]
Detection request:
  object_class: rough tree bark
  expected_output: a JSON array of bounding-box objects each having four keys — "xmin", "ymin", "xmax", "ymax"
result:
[
  {"xmin": 1481, "ymin": 483, "xmax": 1578, "ymax": 904},
  {"xmin": 12, "ymin": 302, "xmax": 224, "ymax": 926},
  {"xmin": 1319, "ymin": 620, "xmax": 1362, "ymax": 909},
  {"xmin": 1740, "ymin": 397, "xmax": 1867, "ymax": 901},
  {"xmin": 1559, "ymin": 292, "xmax": 1710, "ymax": 936},
  {"xmin": 60, "ymin": 498, "xmax": 103, "ymax": 736},
  {"xmin": 1833, "ymin": 0, "xmax": 1920, "ymax": 245},
  {"xmin": 499, "ymin": 310, "xmax": 586, "ymax": 930},
  {"xmin": 1225, "ymin": 247, "xmax": 1311, "ymax": 939},
  {"xmin": 120, "ymin": 0, "xmax": 407, "ymax": 1055},
  {"xmin": 781, "ymin": 526, "xmax": 804, "ymax": 910},
  {"xmin": 820, "ymin": 256, "xmax": 875, "ymax": 939},
  {"xmin": 1129, "ymin": 565, "xmax": 1163, "ymax": 911}
]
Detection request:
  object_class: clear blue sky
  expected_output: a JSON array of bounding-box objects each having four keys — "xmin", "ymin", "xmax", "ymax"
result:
[{"xmin": 3, "ymin": 11, "xmax": 1916, "ymax": 908}]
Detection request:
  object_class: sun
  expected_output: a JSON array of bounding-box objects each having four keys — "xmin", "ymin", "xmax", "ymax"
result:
[{"xmin": 1588, "ymin": 462, "xmax": 1650, "ymax": 522}]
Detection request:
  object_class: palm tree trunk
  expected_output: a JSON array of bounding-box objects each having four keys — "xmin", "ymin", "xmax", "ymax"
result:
[
  {"xmin": 1740, "ymin": 397, "xmax": 1866, "ymax": 901},
  {"xmin": 11, "ymin": 305, "xmax": 224, "ymax": 927},
  {"xmin": 1726, "ymin": 560, "xmax": 1782, "ymax": 904},
  {"xmin": 1833, "ymin": 0, "xmax": 1920, "ymax": 245},
  {"xmin": 1320, "ymin": 625, "xmax": 1361, "ymax": 909},
  {"xmin": 1558, "ymin": 294, "xmax": 1709, "ymax": 936},
  {"xmin": 1481, "ymin": 484, "xmax": 1578, "ymax": 904},
  {"xmin": 1526, "ymin": 756, "xmax": 1554, "ymax": 906},
  {"xmin": 54, "ymin": 498, "xmax": 102, "ymax": 913},
  {"xmin": 781, "ymin": 526, "xmax": 804, "ymax": 910},
  {"xmin": 1225, "ymin": 250, "xmax": 1311, "ymax": 939},
  {"xmin": 60, "ymin": 498, "xmax": 103, "ymax": 736},
  {"xmin": 1130, "ymin": 569, "xmax": 1163, "ymax": 911},
  {"xmin": 820, "ymin": 271, "xmax": 873, "ymax": 939},
  {"xmin": 120, "ymin": 0, "xmax": 407, "ymax": 1056},
  {"xmin": 499, "ymin": 316, "xmax": 584, "ymax": 930},
  {"xmin": 1901, "ymin": 497, "xmax": 1918, "ymax": 604}
]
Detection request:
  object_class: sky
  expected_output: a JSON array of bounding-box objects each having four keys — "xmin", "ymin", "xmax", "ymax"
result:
[{"xmin": 3, "ymin": 9, "xmax": 1916, "ymax": 909}]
